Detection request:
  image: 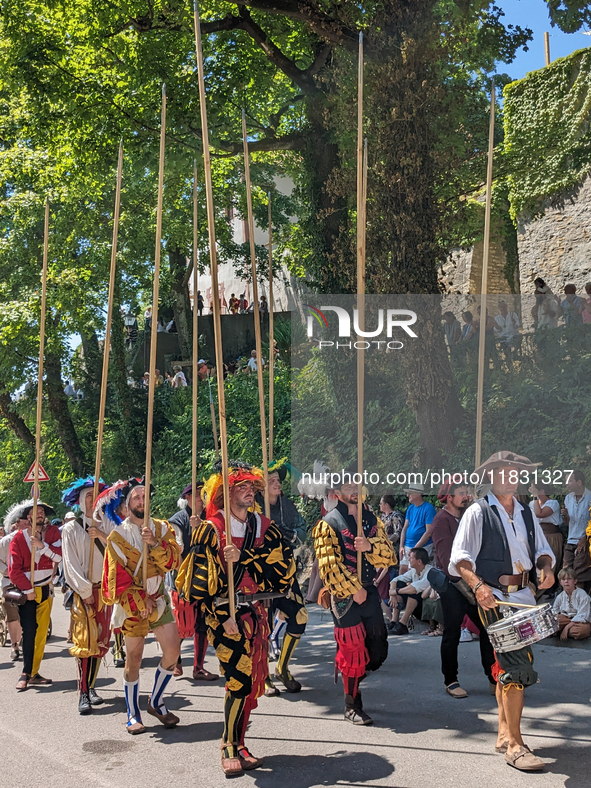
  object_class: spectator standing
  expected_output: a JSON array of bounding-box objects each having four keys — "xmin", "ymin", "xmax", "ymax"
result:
[
  {"xmin": 561, "ymin": 284, "xmax": 583, "ymax": 327},
  {"xmin": 197, "ymin": 291, "xmax": 204, "ymax": 316},
  {"xmin": 124, "ymin": 311, "xmax": 138, "ymax": 349},
  {"xmin": 431, "ymin": 482, "xmax": 496, "ymax": 698},
  {"xmin": 529, "ymin": 483, "xmax": 564, "ymax": 579},
  {"xmin": 552, "ymin": 568, "xmax": 591, "ymax": 641},
  {"xmin": 494, "ymin": 300, "xmax": 521, "ymax": 365},
  {"xmin": 561, "ymin": 470, "xmax": 591, "ymax": 590},
  {"xmin": 141, "ymin": 372, "xmax": 150, "ymax": 389},
  {"xmin": 144, "ymin": 306, "xmax": 153, "ymax": 331},
  {"xmin": 259, "ymin": 295, "xmax": 269, "ymax": 318},
  {"xmin": 238, "ymin": 293, "xmax": 248, "ymax": 313},
  {"xmin": 64, "ymin": 380, "xmax": 76, "ymax": 399},
  {"xmin": 154, "ymin": 369, "xmax": 164, "ymax": 387},
  {"xmin": 229, "ymin": 294, "xmax": 239, "ymax": 314},
  {"xmin": 171, "ymin": 365, "xmax": 188, "ymax": 388},
  {"xmin": 247, "ymin": 349, "xmax": 264, "ymax": 373},
  {"xmin": 443, "ymin": 311, "xmax": 461, "ymax": 346},
  {"xmin": 379, "ymin": 495, "xmax": 404, "ymax": 550},
  {"xmin": 398, "ymin": 483, "xmax": 436, "ymax": 572}
]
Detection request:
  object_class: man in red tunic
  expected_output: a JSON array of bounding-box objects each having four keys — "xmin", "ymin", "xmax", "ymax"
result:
[
  {"xmin": 177, "ymin": 460, "xmax": 296, "ymax": 777},
  {"xmin": 9, "ymin": 499, "xmax": 62, "ymax": 691}
]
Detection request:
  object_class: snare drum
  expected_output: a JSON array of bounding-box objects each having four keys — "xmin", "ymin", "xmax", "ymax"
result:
[{"xmin": 486, "ymin": 603, "xmax": 558, "ymax": 654}]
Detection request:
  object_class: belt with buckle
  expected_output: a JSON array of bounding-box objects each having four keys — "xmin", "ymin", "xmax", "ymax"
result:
[
  {"xmin": 214, "ymin": 592, "xmax": 286, "ymax": 607},
  {"xmin": 497, "ymin": 571, "xmax": 529, "ymax": 594}
]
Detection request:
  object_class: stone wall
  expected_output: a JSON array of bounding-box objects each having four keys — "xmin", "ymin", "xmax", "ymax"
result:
[
  {"xmin": 517, "ymin": 174, "xmax": 591, "ymax": 297},
  {"xmin": 439, "ymin": 224, "xmax": 514, "ymax": 295}
]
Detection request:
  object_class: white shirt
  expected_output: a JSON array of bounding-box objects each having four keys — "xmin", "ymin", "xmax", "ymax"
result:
[
  {"xmin": 494, "ymin": 311, "xmax": 520, "ymax": 339},
  {"xmin": 247, "ymin": 357, "xmax": 264, "ymax": 372},
  {"xmin": 0, "ymin": 531, "xmax": 17, "ymax": 588},
  {"xmin": 564, "ymin": 489, "xmax": 591, "ymax": 544},
  {"xmin": 529, "ymin": 497, "xmax": 561, "ymax": 527},
  {"xmin": 61, "ymin": 516, "xmax": 115, "ymax": 598},
  {"xmin": 393, "ymin": 564, "xmax": 433, "ymax": 594},
  {"xmin": 172, "ymin": 371, "xmax": 187, "ymax": 388},
  {"xmin": 553, "ymin": 587, "xmax": 591, "ymax": 623},
  {"xmin": 218, "ymin": 510, "xmax": 262, "ymax": 540},
  {"xmin": 449, "ymin": 493, "xmax": 555, "ymax": 605}
]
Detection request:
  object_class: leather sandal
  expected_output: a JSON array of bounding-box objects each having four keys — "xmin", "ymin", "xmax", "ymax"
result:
[
  {"xmin": 495, "ymin": 742, "xmax": 508, "ymax": 753},
  {"xmin": 445, "ymin": 682, "xmax": 468, "ymax": 699},
  {"xmin": 147, "ymin": 701, "xmax": 180, "ymax": 728},
  {"xmin": 16, "ymin": 673, "xmax": 30, "ymax": 692},
  {"xmin": 238, "ymin": 746, "xmax": 262, "ymax": 771},
  {"xmin": 28, "ymin": 673, "xmax": 52, "ymax": 686},
  {"xmin": 193, "ymin": 667, "xmax": 219, "ymax": 681},
  {"xmin": 221, "ymin": 744, "xmax": 243, "ymax": 778},
  {"xmin": 505, "ymin": 746, "xmax": 545, "ymax": 771}
]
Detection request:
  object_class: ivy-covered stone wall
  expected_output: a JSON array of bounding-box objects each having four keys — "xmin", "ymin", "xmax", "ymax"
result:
[{"xmin": 504, "ymin": 47, "xmax": 591, "ymax": 295}]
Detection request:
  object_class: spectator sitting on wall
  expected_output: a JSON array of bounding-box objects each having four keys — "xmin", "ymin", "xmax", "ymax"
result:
[
  {"xmin": 144, "ymin": 306, "xmax": 152, "ymax": 331},
  {"xmin": 229, "ymin": 294, "xmax": 239, "ymax": 314},
  {"xmin": 247, "ymin": 349, "xmax": 264, "ymax": 373},
  {"xmin": 238, "ymin": 293, "xmax": 248, "ymax": 313},
  {"xmin": 461, "ymin": 311, "xmax": 476, "ymax": 341},
  {"xmin": 259, "ymin": 295, "xmax": 269, "ymax": 316},
  {"xmin": 561, "ymin": 284, "xmax": 583, "ymax": 327},
  {"xmin": 443, "ymin": 311, "xmax": 461, "ymax": 346}
]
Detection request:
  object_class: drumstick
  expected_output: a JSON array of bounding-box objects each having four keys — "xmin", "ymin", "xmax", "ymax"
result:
[
  {"xmin": 540, "ymin": 569, "xmax": 545, "ymax": 584},
  {"xmin": 496, "ymin": 600, "xmax": 538, "ymax": 610}
]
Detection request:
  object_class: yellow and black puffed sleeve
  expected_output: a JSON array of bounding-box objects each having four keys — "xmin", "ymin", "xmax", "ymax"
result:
[
  {"xmin": 241, "ymin": 521, "xmax": 296, "ymax": 592},
  {"xmin": 176, "ymin": 520, "xmax": 221, "ymax": 603},
  {"xmin": 365, "ymin": 517, "xmax": 397, "ymax": 568},
  {"xmin": 312, "ymin": 519, "xmax": 362, "ymax": 599}
]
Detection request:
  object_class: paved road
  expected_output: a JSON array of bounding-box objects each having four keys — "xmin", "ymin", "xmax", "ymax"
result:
[{"xmin": 1, "ymin": 600, "xmax": 590, "ymax": 788}]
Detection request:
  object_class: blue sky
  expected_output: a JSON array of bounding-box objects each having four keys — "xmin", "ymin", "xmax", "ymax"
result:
[{"xmin": 497, "ymin": 0, "xmax": 591, "ymax": 79}]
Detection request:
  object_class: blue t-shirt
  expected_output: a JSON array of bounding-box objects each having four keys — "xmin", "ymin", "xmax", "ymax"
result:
[{"xmin": 405, "ymin": 501, "xmax": 436, "ymax": 548}]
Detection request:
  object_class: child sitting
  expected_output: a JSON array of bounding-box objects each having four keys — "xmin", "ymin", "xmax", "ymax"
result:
[{"xmin": 553, "ymin": 568, "xmax": 591, "ymax": 641}]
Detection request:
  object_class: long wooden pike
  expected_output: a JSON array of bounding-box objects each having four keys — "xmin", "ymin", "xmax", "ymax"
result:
[
  {"xmin": 242, "ymin": 109, "xmax": 270, "ymax": 519},
  {"xmin": 143, "ymin": 84, "xmax": 167, "ymax": 590},
  {"xmin": 31, "ymin": 197, "xmax": 50, "ymax": 582},
  {"xmin": 193, "ymin": 0, "xmax": 235, "ymax": 619},
  {"xmin": 267, "ymin": 193, "xmax": 274, "ymax": 462},
  {"xmin": 207, "ymin": 371, "xmax": 220, "ymax": 459},
  {"xmin": 475, "ymin": 80, "xmax": 495, "ymax": 469},
  {"xmin": 89, "ymin": 139, "xmax": 124, "ymax": 581},
  {"xmin": 192, "ymin": 160, "xmax": 199, "ymax": 513},
  {"xmin": 356, "ymin": 32, "xmax": 366, "ymax": 579}
]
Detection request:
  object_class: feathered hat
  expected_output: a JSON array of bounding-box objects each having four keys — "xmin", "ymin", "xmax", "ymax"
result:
[
  {"xmin": 93, "ymin": 480, "xmax": 127, "ymax": 528},
  {"xmin": 203, "ymin": 459, "xmax": 265, "ymax": 518},
  {"xmin": 121, "ymin": 476, "xmax": 155, "ymax": 505},
  {"xmin": 267, "ymin": 457, "xmax": 301, "ymax": 483},
  {"xmin": 21, "ymin": 499, "xmax": 56, "ymax": 518},
  {"xmin": 297, "ymin": 460, "xmax": 331, "ymax": 499},
  {"xmin": 62, "ymin": 476, "xmax": 107, "ymax": 509},
  {"xmin": 3, "ymin": 500, "xmax": 29, "ymax": 530}
]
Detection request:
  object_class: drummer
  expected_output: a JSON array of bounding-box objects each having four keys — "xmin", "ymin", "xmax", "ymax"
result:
[{"xmin": 449, "ymin": 451, "xmax": 555, "ymax": 773}]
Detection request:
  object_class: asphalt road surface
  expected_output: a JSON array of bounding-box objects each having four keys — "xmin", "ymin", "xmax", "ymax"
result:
[{"xmin": 1, "ymin": 600, "xmax": 589, "ymax": 788}]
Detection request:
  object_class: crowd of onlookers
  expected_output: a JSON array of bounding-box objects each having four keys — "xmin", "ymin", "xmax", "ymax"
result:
[{"xmin": 364, "ymin": 469, "xmax": 591, "ymax": 644}]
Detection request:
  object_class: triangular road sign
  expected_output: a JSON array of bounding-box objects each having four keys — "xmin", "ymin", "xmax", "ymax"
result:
[{"xmin": 23, "ymin": 461, "xmax": 50, "ymax": 483}]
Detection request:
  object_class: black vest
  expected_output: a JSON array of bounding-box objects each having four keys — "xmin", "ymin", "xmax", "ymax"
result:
[
  {"xmin": 323, "ymin": 502, "xmax": 378, "ymax": 587},
  {"xmin": 474, "ymin": 496, "xmax": 537, "ymax": 589}
]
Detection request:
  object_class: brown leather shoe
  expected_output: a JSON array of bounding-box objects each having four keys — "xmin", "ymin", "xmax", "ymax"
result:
[
  {"xmin": 16, "ymin": 673, "xmax": 30, "ymax": 691},
  {"xmin": 173, "ymin": 663, "xmax": 183, "ymax": 677},
  {"xmin": 221, "ymin": 755, "xmax": 243, "ymax": 778},
  {"xmin": 505, "ymin": 746, "xmax": 545, "ymax": 771},
  {"xmin": 28, "ymin": 674, "xmax": 52, "ymax": 686},
  {"xmin": 147, "ymin": 701, "xmax": 179, "ymax": 728},
  {"xmin": 126, "ymin": 719, "xmax": 147, "ymax": 735},
  {"xmin": 238, "ymin": 746, "xmax": 262, "ymax": 771},
  {"xmin": 193, "ymin": 667, "xmax": 219, "ymax": 681}
]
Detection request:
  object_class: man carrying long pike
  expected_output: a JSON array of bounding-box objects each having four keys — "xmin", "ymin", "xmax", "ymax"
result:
[
  {"xmin": 176, "ymin": 459, "xmax": 296, "ymax": 778},
  {"xmin": 449, "ymin": 451, "xmax": 555, "ymax": 772},
  {"xmin": 102, "ymin": 477, "xmax": 181, "ymax": 734}
]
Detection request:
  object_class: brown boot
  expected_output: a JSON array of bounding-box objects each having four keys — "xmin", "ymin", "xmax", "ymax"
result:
[{"xmin": 147, "ymin": 701, "xmax": 179, "ymax": 728}]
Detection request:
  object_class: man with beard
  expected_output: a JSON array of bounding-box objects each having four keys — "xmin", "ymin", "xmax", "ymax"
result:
[
  {"xmin": 102, "ymin": 478, "xmax": 181, "ymax": 734},
  {"xmin": 61, "ymin": 477, "xmax": 111, "ymax": 715},
  {"xmin": 312, "ymin": 469, "xmax": 395, "ymax": 725},
  {"xmin": 449, "ymin": 452, "xmax": 555, "ymax": 772},
  {"xmin": 177, "ymin": 460, "xmax": 296, "ymax": 777},
  {"xmin": 167, "ymin": 482, "xmax": 217, "ymax": 681},
  {"xmin": 431, "ymin": 481, "xmax": 496, "ymax": 699},
  {"xmin": 9, "ymin": 499, "xmax": 62, "ymax": 691}
]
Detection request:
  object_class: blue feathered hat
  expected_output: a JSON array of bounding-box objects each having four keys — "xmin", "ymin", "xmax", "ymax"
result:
[
  {"xmin": 62, "ymin": 476, "xmax": 107, "ymax": 509},
  {"xmin": 93, "ymin": 480, "xmax": 127, "ymax": 527}
]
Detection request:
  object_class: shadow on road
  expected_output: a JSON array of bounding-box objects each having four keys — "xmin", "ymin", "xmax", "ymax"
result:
[{"xmin": 250, "ymin": 750, "xmax": 395, "ymax": 788}]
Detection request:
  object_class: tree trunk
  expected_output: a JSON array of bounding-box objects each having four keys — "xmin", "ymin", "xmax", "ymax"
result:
[
  {"xmin": 169, "ymin": 247, "xmax": 193, "ymax": 366},
  {"xmin": 0, "ymin": 385, "xmax": 35, "ymax": 446},
  {"xmin": 44, "ymin": 349, "xmax": 88, "ymax": 475}
]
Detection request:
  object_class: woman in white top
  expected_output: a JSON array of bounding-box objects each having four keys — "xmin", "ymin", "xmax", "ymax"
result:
[{"xmin": 529, "ymin": 483, "xmax": 563, "ymax": 573}]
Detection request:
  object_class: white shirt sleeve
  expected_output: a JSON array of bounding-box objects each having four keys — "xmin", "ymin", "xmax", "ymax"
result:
[
  {"xmin": 572, "ymin": 588, "xmax": 591, "ymax": 623},
  {"xmin": 448, "ymin": 503, "xmax": 482, "ymax": 577},
  {"xmin": 395, "ymin": 569, "xmax": 413, "ymax": 586},
  {"xmin": 61, "ymin": 525, "xmax": 93, "ymax": 599},
  {"xmin": 412, "ymin": 567, "xmax": 433, "ymax": 593},
  {"xmin": 533, "ymin": 518, "xmax": 555, "ymax": 569},
  {"xmin": 552, "ymin": 591, "xmax": 564, "ymax": 616}
]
